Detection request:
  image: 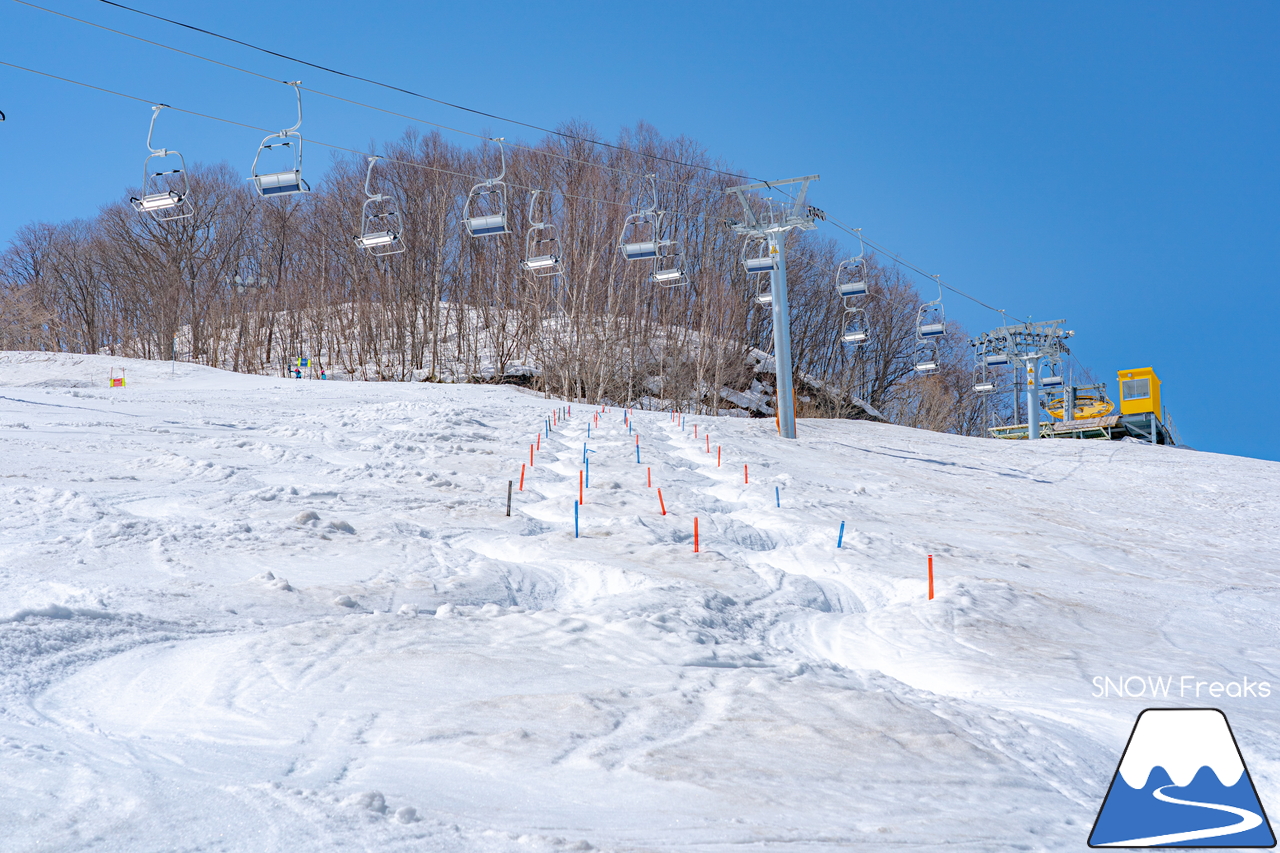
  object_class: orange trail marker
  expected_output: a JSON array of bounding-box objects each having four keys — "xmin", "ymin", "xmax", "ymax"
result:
[
  {"xmin": 579, "ymin": 470, "xmax": 584, "ymax": 506},
  {"xmin": 717, "ymin": 446, "xmax": 721, "ymax": 467},
  {"xmin": 519, "ymin": 463, "xmax": 526, "ymax": 491},
  {"xmin": 647, "ymin": 467, "xmax": 651, "ymax": 488},
  {"xmin": 928, "ymin": 555, "xmax": 935, "ymax": 600},
  {"xmin": 694, "ymin": 517, "xmax": 700, "ymax": 553},
  {"xmin": 744, "ymin": 464, "xmax": 749, "ymax": 484},
  {"xmin": 529, "ymin": 445, "xmax": 534, "ymax": 467},
  {"xmin": 657, "ymin": 488, "xmax": 667, "ymax": 515}
]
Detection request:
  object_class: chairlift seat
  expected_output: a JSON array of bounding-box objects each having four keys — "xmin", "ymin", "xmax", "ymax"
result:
[
  {"xmin": 132, "ymin": 191, "xmax": 183, "ymax": 212},
  {"xmin": 842, "ymin": 329, "xmax": 868, "ymax": 344},
  {"xmin": 973, "ymin": 381, "xmax": 996, "ymax": 393},
  {"xmin": 744, "ymin": 256, "xmax": 777, "ymax": 275},
  {"xmin": 984, "ymin": 353, "xmax": 1009, "ymax": 366},
  {"xmin": 755, "ymin": 291, "xmax": 773, "ymax": 306},
  {"xmin": 255, "ymin": 170, "xmax": 308, "ymax": 196},
  {"xmin": 522, "ymin": 254, "xmax": 561, "ymax": 271},
  {"xmin": 356, "ymin": 231, "xmax": 399, "ymax": 249},
  {"xmin": 837, "ymin": 280, "xmax": 868, "ymax": 297},
  {"xmin": 1041, "ymin": 375, "xmax": 1064, "ymax": 388},
  {"xmin": 651, "ymin": 267, "xmax": 687, "ymax": 286},
  {"xmin": 914, "ymin": 360, "xmax": 939, "ymax": 373}
]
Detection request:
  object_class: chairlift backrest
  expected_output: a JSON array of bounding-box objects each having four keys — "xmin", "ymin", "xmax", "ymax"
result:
[
  {"xmin": 131, "ymin": 105, "xmax": 192, "ymax": 222},
  {"xmin": 251, "ymin": 83, "xmax": 310, "ymax": 198},
  {"xmin": 463, "ymin": 138, "xmax": 510, "ymax": 237}
]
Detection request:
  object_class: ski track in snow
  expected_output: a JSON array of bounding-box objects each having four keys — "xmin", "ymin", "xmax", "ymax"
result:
[{"xmin": 1, "ymin": 351, "xmax": 1279, "ymax": 851}]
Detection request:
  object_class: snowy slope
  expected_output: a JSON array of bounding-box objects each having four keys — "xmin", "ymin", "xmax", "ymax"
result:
[{"xmin": 1, "ymin": 351, "xmax": 1278, "ymax": 852}]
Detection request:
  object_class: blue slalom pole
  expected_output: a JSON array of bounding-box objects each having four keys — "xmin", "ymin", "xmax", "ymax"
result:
[
  {"xmin": 837, "ymin": 521, "xmax": 845, "ymax": 549},
  {"xmin": 636, "ymin": 445, "xmax": 641, "ymax": 464},
  {"xmin": 575, "ymin": 501, "xmax": 579, "ymax": 538},
  {"xmin": 587, "ymin": 423, "xmax": 591, "ymax": 439},
  {"xmin": 775, "ymin": 486, "xmax": 780, "ymax": 507},
  {"xmin": 583, "ymin": 442, "xmax": 587, "ymax": 464},
  {"xmin": 585, "ymin": 458, "xmax": 590, "ymax": 488}
]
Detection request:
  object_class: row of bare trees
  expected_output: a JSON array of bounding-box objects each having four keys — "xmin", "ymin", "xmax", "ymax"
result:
[{"xmin": 0, "ymin": 122, "xmax": 1011, "ymax": 434}]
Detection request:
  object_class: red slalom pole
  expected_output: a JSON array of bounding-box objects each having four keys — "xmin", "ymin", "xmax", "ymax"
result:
[
  {"xmin": 717, "ymin": 446, "xmax": 721, "ymax": 467},
  {"xmin": 694, "ymin": 424, "xmax": 698, "ymax": 439},
  {"xmin": 694, "ymin": 517, "xmax": 700, "ymax": 553},
  {"xmin": 519, "ymin": 463, "xmax": 526, "ymax": 491},
  {"xmin": 536, "ymin": 434, "xmax": 541, "ymax": 452},
  {"xmin": 647, "ymin": 467, "xmax": 652, "ymax": 488},
  {"xmin": 530, "ymin": 444, "xmax": 534, "ymax": 467},
  {"xmin": 744, "ymin": 464, "xmax": 749, "ymax": 484},
  {"xmin": 579, "ymin": 470, "xmax": 584, "ymax": 506},
  {"xmin": 705, "ymin": 434, "xmax": 710, "ymax": 453},
  {"xmin": 928, "ymin": 555, "xmax": 935, "ymax": 600},
  {"xmin": 657, "ymin": 488, "xmax": 666, "ymax": 515}
]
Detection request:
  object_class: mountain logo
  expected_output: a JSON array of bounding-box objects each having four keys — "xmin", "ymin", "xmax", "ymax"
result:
[{"xmin": 1089, "ymin": 708, "xmax": 1275, "ymax": 847}]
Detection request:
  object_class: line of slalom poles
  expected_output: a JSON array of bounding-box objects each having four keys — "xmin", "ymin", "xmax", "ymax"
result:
[{"xmin": 502, "ymin": 402, "xmax": 940, "ymax": 598}]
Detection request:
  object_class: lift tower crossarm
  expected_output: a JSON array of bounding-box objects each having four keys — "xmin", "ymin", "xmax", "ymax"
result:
[
  {"xmin": 726, "ymin": 175, "xmax": 821, "ymax": 233},
  {"xmin": 724, "ymin": 175, "xmax": 821, "ymax": 440}
]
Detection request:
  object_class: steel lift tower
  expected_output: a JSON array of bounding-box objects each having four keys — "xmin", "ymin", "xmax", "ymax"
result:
[{"xmin": 726, "ymin": 175, "xmax": 820, "ymax": 440}]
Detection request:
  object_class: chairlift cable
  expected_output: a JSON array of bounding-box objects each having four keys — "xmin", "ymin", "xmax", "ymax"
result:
[
  {"xmin": 91, "ymin": 0, "xmax": 752, "ymax": 183},
  {"xmin": 0, "ymin": 59, "xmax": 689, "ymax": 218},
  {"xmin": 14, "ymin": 0, "xmax": 730, "ymax": 199}
]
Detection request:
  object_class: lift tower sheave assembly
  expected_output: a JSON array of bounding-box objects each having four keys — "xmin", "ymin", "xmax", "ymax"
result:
[{"xmin": 726, "ymin": 175, "xmax": 820, "ymax": 440}]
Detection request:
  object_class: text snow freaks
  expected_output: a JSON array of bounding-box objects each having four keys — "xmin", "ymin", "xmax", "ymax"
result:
[{"xmin": 1092, "ymin": 675, "xmax": 1272, "ymax": 699}]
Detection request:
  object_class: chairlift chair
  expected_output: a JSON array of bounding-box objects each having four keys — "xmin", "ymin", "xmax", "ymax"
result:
[
  {"xmin": 984, "ymin": 352, "xmax": 1010, "ymax": 366},
  {"xmin": 1041, "ymin": 374, "xmax": 1064, "ymax": 389},
  {"xmin": 354, "ymin": 157, "xmax": 404, "ymax": 256},
  {"xmin": 650, "ymin": 241, "xmax": 690, "ymax": 288},
  {"xmin": 917, "ymin": 302, "xmax": 946, "ymax": 340},
  {"xmin": 741, "ymin": 236, "xmax": 776, "ymax": 275},
  {"xmin": 619, "ymin": 175, "xmax": 669, "ymax": 261},
  {"xmin": 463, "ymin": 138, "xmax": 511, "ymax": 237},
  {"xmin": 251, "ymin": 82, "xmax": 310, "ymax": 197},
  {"xmin": 916, "ymin": 275, "xmax": 946, "ymax": 340},
  {"xmin": 834, "ymin": 230, "xmax": 869, "ymax": 297},
  {"xmin": 520, "ymin": 189, "xmax": 564, "ymax": 276},
  {"xmin": 754, "ymin": 279, "xmax": 773, "ymax": 306},
  {"xmin": 130, "ymin": 105, "xmax": 192, "ymax": 221},
  {"xmin": 840, "ymin": 307, "xmax": 869, "ymax": 345}
]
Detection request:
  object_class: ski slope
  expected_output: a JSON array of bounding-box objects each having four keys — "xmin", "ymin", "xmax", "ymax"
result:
[{"xmin": 2, "ymin": 351, "xmax": 1278, "ymax": 852}]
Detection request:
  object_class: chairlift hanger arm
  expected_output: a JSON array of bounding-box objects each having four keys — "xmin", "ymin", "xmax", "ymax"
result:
[
  {"xmin": 145, "ymin": 103, "xmax": 171, "ymax": 154},
  {"xmin": 282, "ymin": 80, "xmax": 302, "ymax": 133}
]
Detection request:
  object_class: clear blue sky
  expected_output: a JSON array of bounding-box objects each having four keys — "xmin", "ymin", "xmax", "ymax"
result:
[{"xmin": 2, "ymin": 1, "xmax": 1276, "ymax": 460}]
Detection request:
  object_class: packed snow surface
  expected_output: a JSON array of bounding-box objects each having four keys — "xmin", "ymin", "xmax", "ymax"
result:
[{"xmin": 2, "ymin": 351, "xmax": 1278, "ymax": 851}]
